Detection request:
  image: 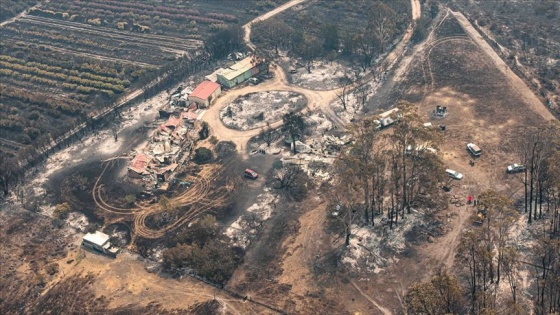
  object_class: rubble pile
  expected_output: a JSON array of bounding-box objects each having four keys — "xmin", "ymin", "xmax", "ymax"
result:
[{"xmin": 128, "ymin": 108, "xmax": 199, "ymax": 192}]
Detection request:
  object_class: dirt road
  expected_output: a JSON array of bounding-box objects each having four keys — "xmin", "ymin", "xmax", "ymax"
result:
[
  {"xmin": 60, "ymin": 250, "xmax": 277, "ymax": 314},
  {"xmin": 209, "ymin": 0, "xmax": 421, "ymax": 158},
  {"xmin": 201, "ymin": 65, "xmax": 345, "ymax": 157},
  {"xmin": 384, "ymin": 0, "xmax": 421, "ymax": 72},
  {"xmin": 451, "ymin": 10, "xmax": 556, "ymax": 122},
  {"xmin": 243, "ymin": 0, "xmax": 308, "ymax": 51},
  {"xmin": 410, "ymin": 9, "xmax": 558, "ymax": 273},
  {"xmin": 411, "ymin": 0, "xmax": 421, "ymax": 20},
  {"xmin": 351, "ymin": 280, "xmax": 393, "ymax": 315}
]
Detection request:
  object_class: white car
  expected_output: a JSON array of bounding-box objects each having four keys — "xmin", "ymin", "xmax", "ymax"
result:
[
  {"xmin": 506, "ymin": 164, "xmax": 526, "ymax": 174},
  {"xmin": 446, "ymin": 169, "xmax": 464, "ymax": 180}
]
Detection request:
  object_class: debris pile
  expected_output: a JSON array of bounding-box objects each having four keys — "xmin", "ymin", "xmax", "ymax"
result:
[{"xmin": 128, "ymin": 111, "xmax": 199, "ymax": 192}]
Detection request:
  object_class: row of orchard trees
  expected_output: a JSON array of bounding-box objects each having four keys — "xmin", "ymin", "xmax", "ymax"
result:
[
  {"xmin": 405, "ymin": 122, "xmax": 560, "ymax": 314},
  {"xmin": 0, "ymin": 25, "xmax": 245, "ymax": 198},
  {"xmin": 327, "ymin": 101, "xmax": 446, "ymax": 245}
]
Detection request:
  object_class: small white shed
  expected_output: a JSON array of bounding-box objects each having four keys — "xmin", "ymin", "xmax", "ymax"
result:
[{"xmin": 82, "ymin": 231, "xmax": 119, "ymax": 257}]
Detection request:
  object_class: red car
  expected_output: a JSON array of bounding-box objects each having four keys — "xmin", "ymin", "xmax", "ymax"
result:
[{"xmin": 244, "ymin": 169, "xmax": 258, "ymax": 179}]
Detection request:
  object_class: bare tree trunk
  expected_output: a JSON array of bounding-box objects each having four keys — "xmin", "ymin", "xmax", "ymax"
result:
[
  {"xmin": 497, "ymin": 251, "xmax": 502, "ymax": 284},
  {"xmin": 529, "ymin": 168, "xmax": 534, "ymax": 223},
  {"xmin": 402, "ymin": 150, "xmax": 408, "ymax": 215},
  {"xmin": 363, "ymin": 178, "xmax": 370, "ymax": 224}
]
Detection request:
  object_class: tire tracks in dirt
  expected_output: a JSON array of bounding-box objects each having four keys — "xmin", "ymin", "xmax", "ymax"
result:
[
  {"xmin": 350, "ymin": 280, "xmax": 393, "ymax": 315},
  {"xmin": 92, "ymin": 160, "xmax": 236, "ymax": 240},
  {"xmin": 417, "ymin": 8, "xmax": 559, "ymax": 272}
]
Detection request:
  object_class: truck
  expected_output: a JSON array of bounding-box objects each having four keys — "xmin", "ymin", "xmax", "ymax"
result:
[
  {"xmin": 466, "ymin": 143, "xmax": 482, "ymax": 157},
  {"xmin": 374, "ymin": 108, "xmax": 401, "ymax": 130}
]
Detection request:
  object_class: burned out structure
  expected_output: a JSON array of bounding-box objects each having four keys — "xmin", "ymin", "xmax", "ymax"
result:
[
  {"xmin": 126, "ymin": 54, "xmax": 265, "ymax": 192},
  {"xmin": 128, "ymin": 111, "xmax": 198, "ymax": 191}
]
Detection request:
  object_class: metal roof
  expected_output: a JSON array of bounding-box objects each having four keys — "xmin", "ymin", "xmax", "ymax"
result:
[
  {"xmin": 217, "ymin": 57, "xmax": 257, "ymax": 81},
  {"xmin": 83, "ymin": 231, "xmax": 110, "ymax": 246},
  {"xmin": 189, "ymin": 80, "xmax": 220, "ymax": 100},
  {"xmin": 129, "ymin": 152, "xmax": 153, "ymax": 174}
]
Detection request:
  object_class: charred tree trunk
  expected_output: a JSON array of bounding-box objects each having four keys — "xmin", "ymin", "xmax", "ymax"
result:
[{"xmin": 363, "ymin": 178, "xmax": 370, "ymax": 224}]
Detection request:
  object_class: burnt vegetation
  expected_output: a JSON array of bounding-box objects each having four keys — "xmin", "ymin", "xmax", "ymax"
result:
[
  {"xmin": 162, "ymin": 214, "xmax": 244, "ymax": 285},
  {"xmin": 404, "ymin": 123, "xmax": 560, "ymax": 314},
  {"xmin": 0, "ymin": 0, "xmax": 283, "ymax": 196},
  {"xmin": 251, "ymin": 0, "xmax": 411, "ymax": 72},
  {"xmin": 448, "ymin": 0, "xmax": 560, "ymax": 118}
]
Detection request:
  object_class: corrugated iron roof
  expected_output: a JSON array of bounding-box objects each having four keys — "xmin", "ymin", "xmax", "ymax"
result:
[
  {"xmin": 155, "ymin": 163, "xmax": 178, "ymax": 174},
  {"xmin": 217, "ymin": 57, "xmax": 258, "ymax": 81},
  {"xmin": 189, "ymin": 80, "xmax": 220, "ymax": 100},
  {"xmin": 129, "ymin": 152, "xmax": 152, "ymax": 174}
]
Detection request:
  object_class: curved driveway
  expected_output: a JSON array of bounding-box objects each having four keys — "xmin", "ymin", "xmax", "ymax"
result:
[
  {"xmin": 202, "ymin": 0, "xmax": 422, "ymax": 159},
  {"xmin": 201, "ymin": 65, "xmax": 344, "ymax": 155}
]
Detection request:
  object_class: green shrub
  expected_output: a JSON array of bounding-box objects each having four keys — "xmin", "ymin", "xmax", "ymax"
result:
[
  {"xmin": 209, "ymin": 136, "xmax": 218, "ymax": 145},
  {"xmin": 193, "ymin": 147, "xmax": 213, "ymax": 164},
  {"xmin": 198, "ymin": 121, "xmax": 210, "ymax": 140}
]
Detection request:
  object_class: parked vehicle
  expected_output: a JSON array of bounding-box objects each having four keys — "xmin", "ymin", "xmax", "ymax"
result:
[
  {"xmin": 466, "ymin": 143, "xmax": 482, "ymax": 157},
  {"xmin": 244, "ymin": 168, "xmax": 258, "ymax": 179},
  {"xmin": 446, "ymin": 169, "xmax": 464, "ymax": 180},
  {"xmin": 406, "ymin": 144, "xmax": 437, "ymax": 157},
  {"xmin": 374, "ymin": 108, "xmax": 401, "ymax": 130},
  {"xmin": 506, "ymin": 163, "xmax": 526, "ymax": 173}
]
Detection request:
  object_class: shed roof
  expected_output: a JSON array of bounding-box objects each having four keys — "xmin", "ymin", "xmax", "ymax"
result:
[
  {"xmin": 189, "ymin": 81, "xmax": 220, "ymax": 101},
  {"xmin": 217, "ymin": 57, "xmax": 258, "ymax": 81},
  {"xmin": 83, "ymin": 231, "xmax": 110, "ymax": 246}
]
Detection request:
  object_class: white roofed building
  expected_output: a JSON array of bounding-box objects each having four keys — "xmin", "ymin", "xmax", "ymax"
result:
[{"xmin": 82, "ymin": 231, "xmax": 119, "ymax": 257}]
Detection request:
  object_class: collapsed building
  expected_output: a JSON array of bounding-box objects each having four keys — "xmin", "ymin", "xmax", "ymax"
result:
[
  {"xmin": 128, "ymin": 112, "xmax": 197, "ymax": 191},
  {"xmin": 127, "ymin": 53, "xmax": 266, "ymax": 192}
]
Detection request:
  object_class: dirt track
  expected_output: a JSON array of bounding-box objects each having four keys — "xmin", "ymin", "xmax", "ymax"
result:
[
  {"xmin": 243, "ymin": 0, "xmax": 308, "ymax": 51},
  {"xmin": 25, "ymin": 0, "xmax": 439, "ymax": 313},
  {"xmin": 419, "ymin": 9, "xmax": 558, "ymax": 271},
  {"xmin": 450, "ymin": 10, "xmax": 556, "ymax": 122},
  {"xmin": 201, "ymin": 65, "xmax": 345, "ymax": 157},
  {"xmin": 92, "ymin": 161, "xmax": 237, "ymax": 241},
  {"xmin": 58, "ymin": 250, "xmax": 277, "ymax": 314},
  {"xmin": 211, "ymin": 0, "xmax": 423, "ymax": 161}
]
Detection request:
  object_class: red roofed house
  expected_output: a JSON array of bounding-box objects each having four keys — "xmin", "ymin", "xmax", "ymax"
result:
[{"xmin": 188, "ymin": 81, "xmax": 221, "ymax": 108}]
